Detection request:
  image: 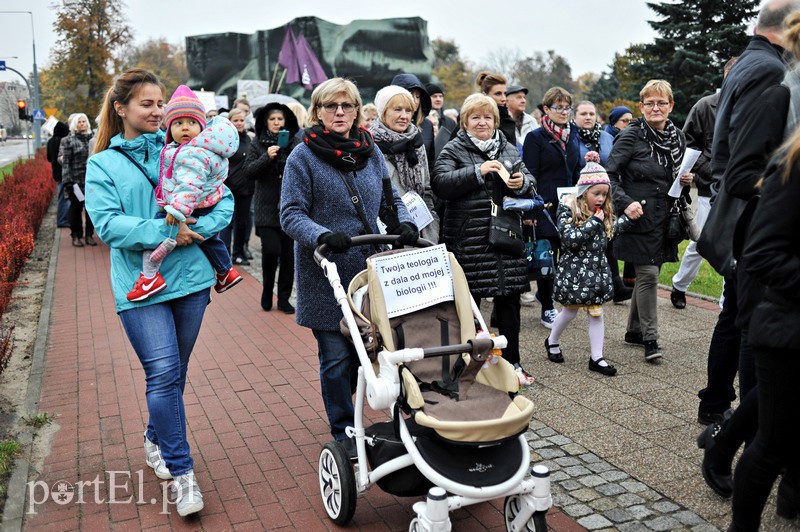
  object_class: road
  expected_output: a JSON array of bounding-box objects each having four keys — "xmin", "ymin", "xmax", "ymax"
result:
[{"xmin": 0, "ymin": 138, "xmax": 35, "ymax": 167}]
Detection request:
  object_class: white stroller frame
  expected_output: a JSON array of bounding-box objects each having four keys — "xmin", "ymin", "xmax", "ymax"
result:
[{"xmin": 314, "ymin": 235, "xmax": 552, "ymax": 531}]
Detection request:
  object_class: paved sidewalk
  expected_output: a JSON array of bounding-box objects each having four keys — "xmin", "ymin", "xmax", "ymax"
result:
[
  {"xmin": 13, "ymin": 229, "xmax": 575, "ymax": 531},
  {"xmin": 9, "ymin": 228, "xmax": 798, "ymax": 531}
]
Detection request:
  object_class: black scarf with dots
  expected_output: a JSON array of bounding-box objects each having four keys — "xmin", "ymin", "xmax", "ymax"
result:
[{"xmin": 302, "ymin": 125, "xmax": 375, "ymax": 171}]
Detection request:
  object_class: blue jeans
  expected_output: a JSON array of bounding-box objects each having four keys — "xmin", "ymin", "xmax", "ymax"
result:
[
  {"xmin": 157, "ymin": 207, "xmax": 232, "ymax": 274},
  {"xmin": 312, "ymin": 330, "xmax": 358, "ymax": 440},
  {"xmin": 119, "ymin": 288, "xmax": 210, "ymax": 476}
]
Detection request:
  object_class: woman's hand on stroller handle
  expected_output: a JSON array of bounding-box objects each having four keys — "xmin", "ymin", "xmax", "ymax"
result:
[{"xmin": 314, "ymin": 234, "xmax": 435, "ymax": 265}]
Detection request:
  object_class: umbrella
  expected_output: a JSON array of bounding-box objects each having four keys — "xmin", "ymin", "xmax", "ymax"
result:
[{"xmin": 250, "ymin": 93, "xmax": 300, "ymax": 111}]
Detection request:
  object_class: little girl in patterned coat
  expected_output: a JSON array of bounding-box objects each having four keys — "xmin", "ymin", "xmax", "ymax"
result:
[
  {"xmin": 127, "ymin": 85, "xmax": 242, "ymax": 302},
  {"xmin": 543, "ymin": 152, "xmax": 632, "ymax": 376}
]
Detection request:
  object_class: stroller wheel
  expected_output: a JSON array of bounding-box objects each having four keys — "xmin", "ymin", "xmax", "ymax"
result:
[
  {"xmin": 319, "ymin": 441, "xmax": 357, "ymax": 525},
  {"xmin": 504, "ymin": 495, "xmax": 547, "ymax": 532}
]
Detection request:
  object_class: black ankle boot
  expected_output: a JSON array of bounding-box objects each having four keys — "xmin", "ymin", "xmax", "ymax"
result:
[
  {"xmin": 697, "ymin": 422, "xmax": 733, "ymax": 498},
  {"xmin": 777, "ymin": 472, "xmax": 800, "ymax": 519}
]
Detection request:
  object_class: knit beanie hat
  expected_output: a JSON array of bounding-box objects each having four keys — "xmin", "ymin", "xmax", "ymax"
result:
[
  {"xmin": 577, "ymin": 151, "xmax": 611, "ymax": 196},
  {"xmin": 374, "ymin": 85, "xmax": 414, "ymax": 122},
  {"xmin": 608, "ymin": 106, "xmax": 633, "ymax": 127},
  {"xmin": 164, "ymin": 85, "xmax": 207, "ymax": 143},
  {"xmin": 426, "ymin": 83, "xmax": 443, "ymax": 96}
]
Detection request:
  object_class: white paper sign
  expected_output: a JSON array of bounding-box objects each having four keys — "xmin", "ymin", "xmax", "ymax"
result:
[
  {"xmin": 371, "ymin": 244, "xmax": 454, "ymax": 318},
  {"xmin": 557, "ymin": 186, "xmax": 578, "ymax": 201},
  {"xmin": 669, "ymin": 148, "xmax": 702, "ymax": 198},
  {"xmin": 401, "ymin": 191, "xmax": 433, "ymax": 230}
]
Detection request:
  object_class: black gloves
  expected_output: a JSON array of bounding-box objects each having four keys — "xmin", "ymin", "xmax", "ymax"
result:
[
  {"xmin": 392, "ymin": 222, "xmax": 419, "ymax": 246},
  {"xmin": 318, "ymin": 231, "xmax": 352, "ymax": 252}
]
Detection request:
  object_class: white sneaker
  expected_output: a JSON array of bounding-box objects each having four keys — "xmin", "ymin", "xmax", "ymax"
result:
[
  {"xmin": 520, "ymin": 292, "xmax": 536, "ymax": 306},
  {"xmin": 170, "ymin": 471, "xmax": 204, "ymax": 517},
  {"xmin": 541, "ymin": 309, "xmax": 558, "ymax": 329},
  {"xmin": 144, "ymin": 432, "xmax": 172, "ymax": 480}
]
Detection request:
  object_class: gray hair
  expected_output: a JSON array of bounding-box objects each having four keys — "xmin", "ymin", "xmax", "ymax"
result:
[
  {"xmin": 758, "ymin": 0, "xmax": 800, "ymax": 30},
  {"xmin": 69, "ymin": 113, "xmax": 90, "ymax": 132}
]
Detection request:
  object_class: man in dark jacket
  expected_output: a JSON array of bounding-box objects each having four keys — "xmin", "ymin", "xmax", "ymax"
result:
[
  {"xmin": 695, "ymin": 0, "xmax": 799, "ymax": 502},
  {"xmin": 47, "ymin": 121, "xmax": 71, "ymax": 228},
  {"xmin": 670, "ymin": 57, "xmax": 737, "ymax": 309},
  {"xmin": 698, "ymin": 0, "xmax": 795, "ymax": 427}
]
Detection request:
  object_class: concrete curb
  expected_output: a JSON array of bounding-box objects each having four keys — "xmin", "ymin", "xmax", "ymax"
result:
[{"xmin": 1, "ymin": 219, "xmax": 60, "ymax": 532}]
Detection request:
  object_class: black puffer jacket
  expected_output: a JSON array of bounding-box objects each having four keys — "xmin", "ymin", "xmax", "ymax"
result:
[
  {"xmin": 432, "ymin": 130, "xmax": 535, "ymax": 297},
  {"xmin": 242, "ymin": 103, "xmax": 299, "ymax": 228},
  {"xmin": 224, "ymin": 131, "xmax": 253, "ymax": 196},
  {"xmin": 606, "ymin": 118, "xmax": 684, "ymax": 266}
]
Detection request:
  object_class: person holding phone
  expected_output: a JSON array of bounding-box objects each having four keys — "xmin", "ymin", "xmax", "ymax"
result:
[{"xmin": 243, "ymin": 103, "xmax": 300, "ymax": 313}]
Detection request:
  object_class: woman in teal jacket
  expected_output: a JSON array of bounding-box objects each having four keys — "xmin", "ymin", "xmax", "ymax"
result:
[{"xmin": 85, "ymin": 69, "xmax": 233, "ymax": 518}]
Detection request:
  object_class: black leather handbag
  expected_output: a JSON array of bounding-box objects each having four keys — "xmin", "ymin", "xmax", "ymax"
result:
[{"xmin": 487, "ymin": 197, "xmax": 525, "ymax": 257}]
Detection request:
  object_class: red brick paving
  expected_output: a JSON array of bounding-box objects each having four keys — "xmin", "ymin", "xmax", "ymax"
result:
[{"xmin": 23, "ymin": 228, "xmax": 585, "ymax": 531}]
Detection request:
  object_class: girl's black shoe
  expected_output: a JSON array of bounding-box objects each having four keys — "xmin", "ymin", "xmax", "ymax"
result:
[
  {"xmin": 544, "ymin": 337, "xmax": 564, "ymax": 363},
  {"xmin": 589, "ymin": 358, "xmax": 617, "ymax": 376}
]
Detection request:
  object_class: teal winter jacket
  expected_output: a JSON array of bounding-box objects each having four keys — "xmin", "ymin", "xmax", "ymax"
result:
[{"xmin": 85, "ymin": 130, "xmax": 233, "ymax": 313}]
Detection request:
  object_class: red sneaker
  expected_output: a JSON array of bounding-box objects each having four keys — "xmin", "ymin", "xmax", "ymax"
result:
[
  {"xmin": 214, "ymin": 268, "xmax": 242, "ymax": 293},
  {"xmin": 127, "ymin": 272, "xmax": 167, "ymax": 302}
]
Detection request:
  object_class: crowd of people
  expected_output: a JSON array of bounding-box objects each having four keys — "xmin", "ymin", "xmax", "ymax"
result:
[{"xmin": 53, "ymin": 0, "xmax": 799, "ymax": 526}]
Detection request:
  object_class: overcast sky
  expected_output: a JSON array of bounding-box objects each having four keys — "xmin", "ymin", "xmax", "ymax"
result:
[{"xmin": 0, "ymin": 0, "xmax": 756, "ymax": 95}]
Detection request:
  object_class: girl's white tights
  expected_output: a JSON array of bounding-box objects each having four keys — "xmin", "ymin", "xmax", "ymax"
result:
[{"xmin": 547, "ymin": 308, "xmax": 608, "ymax": 367}]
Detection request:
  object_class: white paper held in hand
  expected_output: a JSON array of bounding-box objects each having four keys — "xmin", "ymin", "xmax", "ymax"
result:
[
  {"xmin": 72, "ymin": 183, "xmax": 85, "ymax": 202},
  {"xmin": 401, "ymin": 191, "xmax": 433, "ymax": 230},
  {"xmin": 668, "ymin": 147, "xmax": 701, "ymax": 198}
]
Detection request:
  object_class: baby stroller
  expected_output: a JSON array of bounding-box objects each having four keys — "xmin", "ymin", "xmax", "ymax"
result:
[{"xmin": 314, "ymin": 235, "xmax": 552, "ymax": 531}]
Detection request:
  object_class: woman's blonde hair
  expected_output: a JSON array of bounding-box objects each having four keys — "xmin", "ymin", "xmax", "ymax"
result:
[
  {"xmin": 287, "ymin": 102, "xmax": 309, "ymax": 128},
  {"xmin": 777, "ymin": 11, "xmax": 800, "ymax": 183},
  {"xmin": 640, "ymin": 79, "xmax": 674, "ymax": 103},
  {"xmin": 568, "ymin": 190, "xmax": 614, "ymax": 238},
  {"xmin": 382, "ymin": 93, "xmax": 415, "ymax": 122},
  {"xmin": 227, "ymin": 108, "xmax": 247, "ymax": 120},
  {"xmin": 459, "ymin": 93, "xmax": 499, "ymax": 130},
  {"xmin": 308, "ymin": 78, "xmax": 364, "ymax": 134},
  {"xmin": 94, "ymin": 68, "xmax": 165, "ymax": 153}
]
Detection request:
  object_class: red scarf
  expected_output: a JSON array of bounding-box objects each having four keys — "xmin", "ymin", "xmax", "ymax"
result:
[{"xmin": 540, "ymin": 115, "xmax": 570, "ymax": 152}]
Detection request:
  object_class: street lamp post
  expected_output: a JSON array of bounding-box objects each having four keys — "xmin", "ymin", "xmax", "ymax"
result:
[{"xmin": 1, "ymin": 11, "xmax": 41, "ymax": 148}]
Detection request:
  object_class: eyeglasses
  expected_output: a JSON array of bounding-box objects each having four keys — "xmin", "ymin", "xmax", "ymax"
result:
[
  {"xmin": 547, "ymin": 105, "xmax": 573, "ymax": 114},
  {"xmin": 619, "ymin": 118, "xmax": 632, "ymax": 124},
  {"xmin": 320, "ymin": 102, "xmax": 358, "ymax": 114},
  {"xmin": 641, "ymin": 101, "xmax": 671, "ymax": 109}
]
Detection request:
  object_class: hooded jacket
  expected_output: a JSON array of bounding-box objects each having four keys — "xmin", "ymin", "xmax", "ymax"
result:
[
  {"xmin": 156, "ymin": 116, "xmax": 238, "ymax": 222},
  {"xmin": 391, "ymin": 73, "xmax": 436, "ymax": 170},
  {"xmin": 85, "ymin": 130, "xmax": 234, "ymax": 312},
  {"xmin": 242, "ymin": 102, "xmax": 300, "ymax": 228},
  {"xmin": 47, "ymin": 121, "xmax": 70, "ymax": 182}
]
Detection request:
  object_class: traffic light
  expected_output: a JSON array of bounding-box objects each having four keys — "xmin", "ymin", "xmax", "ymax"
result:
[{"xmin": 17, "ymin": 99, "xmax": 28, "ymax": 120}]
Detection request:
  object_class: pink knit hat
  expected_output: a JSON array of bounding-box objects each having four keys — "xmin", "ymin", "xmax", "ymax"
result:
[
  {"xmin": 164, "ymin": 85, "xmax": 207, "ymax": 143},
  {"xmin": 577, "ymin": 151, "xmax": 611, "ymax": 196}
]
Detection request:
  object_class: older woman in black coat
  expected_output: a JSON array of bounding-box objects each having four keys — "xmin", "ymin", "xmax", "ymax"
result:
[
  {"xmin": 605, "ymin": 80, "xmax": 692, "ymax": 362},
  {"xmin": 433, "ymin": 93, "xmax": 536, "ymax": 386}
]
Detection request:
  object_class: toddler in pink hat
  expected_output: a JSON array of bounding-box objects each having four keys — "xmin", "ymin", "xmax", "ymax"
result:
[{"xmin": 127, "ymin": 85, "xmax": 243, "ymax": 302}]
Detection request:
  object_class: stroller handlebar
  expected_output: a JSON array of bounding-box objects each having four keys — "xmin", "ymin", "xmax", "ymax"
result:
[{"xmin": 314, "ymin": 234, "xmax": 436, "ymax": 265}]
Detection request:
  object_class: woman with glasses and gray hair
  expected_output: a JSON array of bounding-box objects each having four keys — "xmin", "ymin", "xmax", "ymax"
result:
[
  {"xmin": 605, "ymin": 79, "xmax": 692, "ymax": 363},
  {"xmin": 279, "ymin": 77, "xmax": 418, "ymax": 457},
  {"xmin": 522, "ymin": 87, "xmax": 583, "ymax": 331}
]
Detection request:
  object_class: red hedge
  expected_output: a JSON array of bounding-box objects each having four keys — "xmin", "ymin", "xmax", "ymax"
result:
[{"xmin": 0, "ymin": 151, "xmax": 55, "ymax": 319}]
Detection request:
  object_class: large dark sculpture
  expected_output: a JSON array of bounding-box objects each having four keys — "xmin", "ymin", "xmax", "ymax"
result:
[{"xmin": 186, "ymin": 16, "xmax": 433, "ymax": 104}]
